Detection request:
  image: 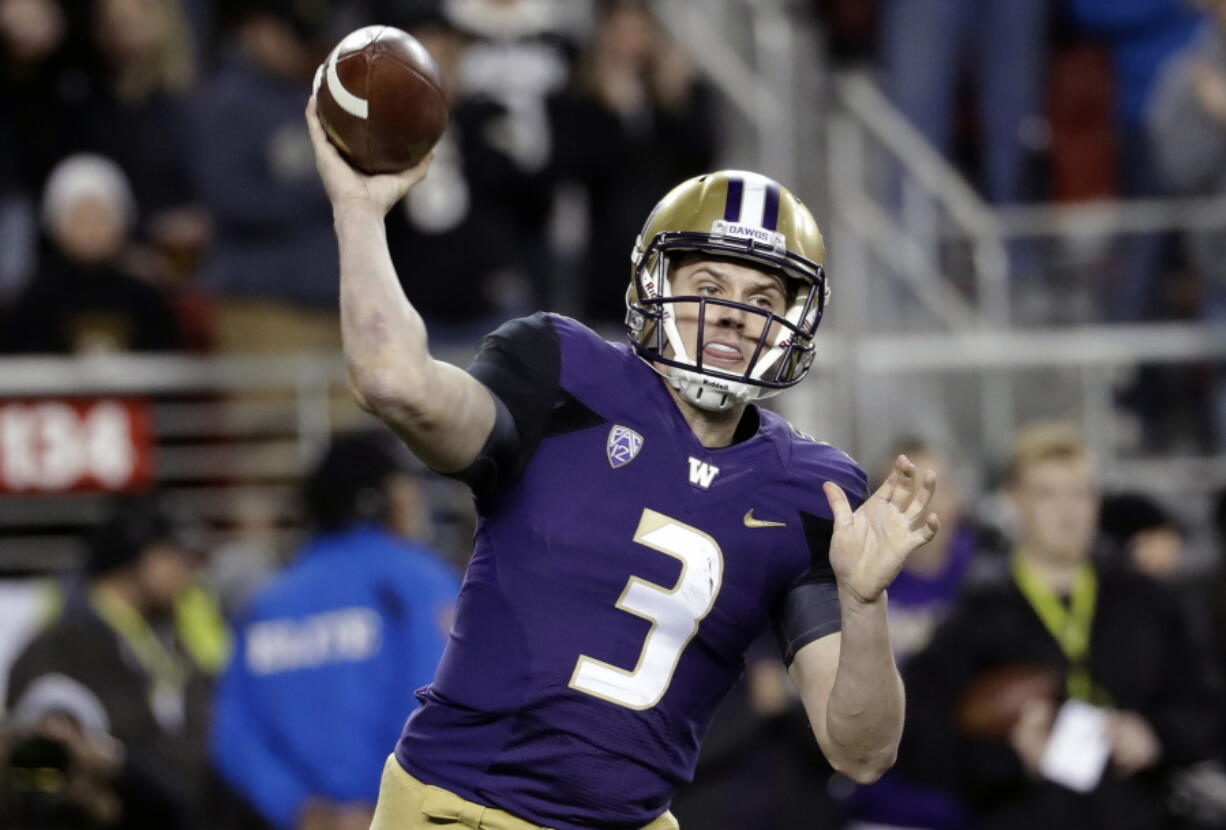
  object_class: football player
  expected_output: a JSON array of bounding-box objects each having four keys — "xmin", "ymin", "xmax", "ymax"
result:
[{"xmin": 305, "ymin": 94, "xmax": 940, "ymax": 830}]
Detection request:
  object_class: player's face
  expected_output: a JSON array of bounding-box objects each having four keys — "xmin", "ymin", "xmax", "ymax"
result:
[
  {"xmin": 1010, "ymin": 457, "xmax": 1099, "ymax": 564},
  {"xmin": 667, "ymin": 258, "xmax": 789, "ymax": 375}
]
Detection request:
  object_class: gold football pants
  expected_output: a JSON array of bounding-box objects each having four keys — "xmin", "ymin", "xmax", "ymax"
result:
[{"xmin": 369, "ymin": 755, "xmax": 680, "ymax": 830}]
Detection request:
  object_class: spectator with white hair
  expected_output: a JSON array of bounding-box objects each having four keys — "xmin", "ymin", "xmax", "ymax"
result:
[{"xmin": 0, "ymin": 153, "xmax": 184, "ymax": 355}]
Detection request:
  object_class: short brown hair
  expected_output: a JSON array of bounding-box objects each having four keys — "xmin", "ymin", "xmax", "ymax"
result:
[{"xmin": 1007, "ymin": 421, "xmax": 1090, "ymax": 484}]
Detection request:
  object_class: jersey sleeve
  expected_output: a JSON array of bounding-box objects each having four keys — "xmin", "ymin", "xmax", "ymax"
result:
[
  {"xmin": 771, "ymin": 458, "xmax": 869, "ymax": 664},
  {"xmin": 451, "ymin": 312, "xmax": 563, "ymax": 502}
]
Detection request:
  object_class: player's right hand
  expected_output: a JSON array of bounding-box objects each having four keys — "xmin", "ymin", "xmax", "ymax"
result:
[{"xmin": 305, "ymin": 95, "xmax": 432, "ymax": 217}]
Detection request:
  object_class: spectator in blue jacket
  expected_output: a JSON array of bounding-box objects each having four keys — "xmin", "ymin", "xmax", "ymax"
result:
[{"xmin": 211, "ymin": 431, "xmax": 461, "ymax": 830}]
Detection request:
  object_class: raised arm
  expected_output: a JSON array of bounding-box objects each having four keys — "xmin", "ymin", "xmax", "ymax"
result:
[
  {"xmin": 788, "ymin": 456, "xmax": 939, "ymax": 783},
  {"xmin": 305, "ymin": 96, "xmax": 496, "ymax": 472}
]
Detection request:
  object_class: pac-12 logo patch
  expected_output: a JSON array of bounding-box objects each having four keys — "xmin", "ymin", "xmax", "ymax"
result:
[{"xmin": 607, "ymin": 424, "xmax": 644, "ymax": 468}]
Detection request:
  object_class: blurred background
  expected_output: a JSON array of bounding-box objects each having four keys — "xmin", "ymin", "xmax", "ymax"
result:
[{"xmin": 4, "ymin": 0, "xmax": 1226, "ymax": 828}]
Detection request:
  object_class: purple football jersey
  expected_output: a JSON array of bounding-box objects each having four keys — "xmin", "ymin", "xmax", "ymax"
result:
[{"xmin": 397, "ymin": 314, "xmax": 866, "ymax": 828}]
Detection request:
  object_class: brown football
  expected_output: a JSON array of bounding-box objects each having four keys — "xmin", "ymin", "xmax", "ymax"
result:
[
  {"xmin": 954, "ymin": 662, "xmax": 1059, "ymax": 741},
  {"xmin": 314, "ymin": 25, "xmax": 449, "ymax": 175}
]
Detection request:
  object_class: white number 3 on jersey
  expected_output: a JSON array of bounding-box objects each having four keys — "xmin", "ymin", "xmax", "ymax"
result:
[{"xmin": 569, "ymin": 508, "xmax": 725, "ymax": 709}]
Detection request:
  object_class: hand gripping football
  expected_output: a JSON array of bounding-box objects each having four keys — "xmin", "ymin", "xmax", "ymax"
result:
[{"xmin": 314, "ymin": 25, "xmax": 449, "ymax": 175}]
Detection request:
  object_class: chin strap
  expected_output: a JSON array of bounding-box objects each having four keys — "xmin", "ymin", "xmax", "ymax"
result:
[
  {"xmin": 665, "ymin": 365, "xmax": 756, "ymax": 412},
  {"xmin": 636, "ymin": 246, "xmax": 814, "ymax": 411}
]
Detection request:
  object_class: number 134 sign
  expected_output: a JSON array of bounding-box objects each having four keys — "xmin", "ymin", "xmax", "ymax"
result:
[{"xmin": 0, "ymin": 400, "xmax": 154, "ymax": 493}]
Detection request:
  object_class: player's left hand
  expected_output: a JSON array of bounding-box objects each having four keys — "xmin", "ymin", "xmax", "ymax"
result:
[{"xmin": 824, "ymin": 454, "xmax": 939, "ymax": 605}]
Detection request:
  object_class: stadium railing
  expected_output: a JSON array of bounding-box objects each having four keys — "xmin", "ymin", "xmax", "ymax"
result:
[
  {"xmin": 0, "ymin": 353, "xmax": 348, "ymax": 572},
  {"xmin": 811, "ymin": 72, "xmax": 1226, "ymax": 489},
  {"xmin": 8, "ymin": 1, "xmax": 1226, "ymax": 567}
]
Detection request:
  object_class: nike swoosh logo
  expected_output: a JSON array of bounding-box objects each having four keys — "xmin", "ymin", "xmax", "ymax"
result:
[{"xmin": 743, "ymin": 509, "xmax": 786, "ymax": 529}]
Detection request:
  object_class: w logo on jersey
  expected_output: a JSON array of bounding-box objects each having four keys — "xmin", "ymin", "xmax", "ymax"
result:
[
  {"xmin": 687, "ymin": 457, "xmax": 720, "ymax": 489},
  {"xmin": 607, "ymin": 425, "xmax": 644, "ymax": 468}
]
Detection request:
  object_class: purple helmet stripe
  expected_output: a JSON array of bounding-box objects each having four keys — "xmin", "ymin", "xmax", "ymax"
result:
[
  {"xmin": 723, "ymin": 178, "xmax": 744, "ymax": 222},
  {"xmin": 763, "ymin": 183, "xmax": 780, "ymax": 230}
]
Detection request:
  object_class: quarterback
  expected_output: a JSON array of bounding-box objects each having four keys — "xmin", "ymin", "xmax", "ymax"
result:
[{"xmin": 306, "ymin": 94, "xmax": 939, "ymax": 829}]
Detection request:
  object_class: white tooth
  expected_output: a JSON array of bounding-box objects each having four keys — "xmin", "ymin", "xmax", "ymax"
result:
[{"xmin": 707, "ymin": 344, "xmax": 740, "ymax": 356}]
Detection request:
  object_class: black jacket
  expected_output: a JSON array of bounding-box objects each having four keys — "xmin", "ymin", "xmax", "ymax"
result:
[
  {"xmin": 898, "ymin": 560, "xmax": 1221, "ymax": 830},
  {"xmin": 2, "ymin": 246, "xmax": 182, "ymax": 354},
  {"xmin": 6, "ymin": 601, "xmax": 211, "ymax": 829}
]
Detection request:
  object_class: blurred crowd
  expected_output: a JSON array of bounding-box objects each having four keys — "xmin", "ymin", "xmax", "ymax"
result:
[
  {"xmin": 3, "ymin": 0, "xmax": 1226, "ymax": 445},
  {"xmin": 0, "ymin": 429, "xmax": 462, "ymax": 830},
  {"xmin": 5, "ymin": 421, "xmax": 1226, "ymax": 829},
  {"xmin": 3, "ymin": 0, "xmax": 1225, "ymax": 337},
  {"xmin": 680, "ymin": 423, "xmax": 1226, "ymax": 830},
  {"xmin": 822, "ymin": 0, "xmax": 1226, "ymax": 450},
  {"xmin": 0, "ymin": 0, "xmax": 717, "ymax": 356},
  {"xmin": 0, "ymin": 426, "xmax": 456, "ymax": 828},
  {"xmin": 6, "ymin": 0, "xmax": 1226, "ymax": 828}
]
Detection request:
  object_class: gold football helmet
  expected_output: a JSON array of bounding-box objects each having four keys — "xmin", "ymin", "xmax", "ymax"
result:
[{"xmin": 625, "ymin": 170, "xmax": 829, "ymax": 412}]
